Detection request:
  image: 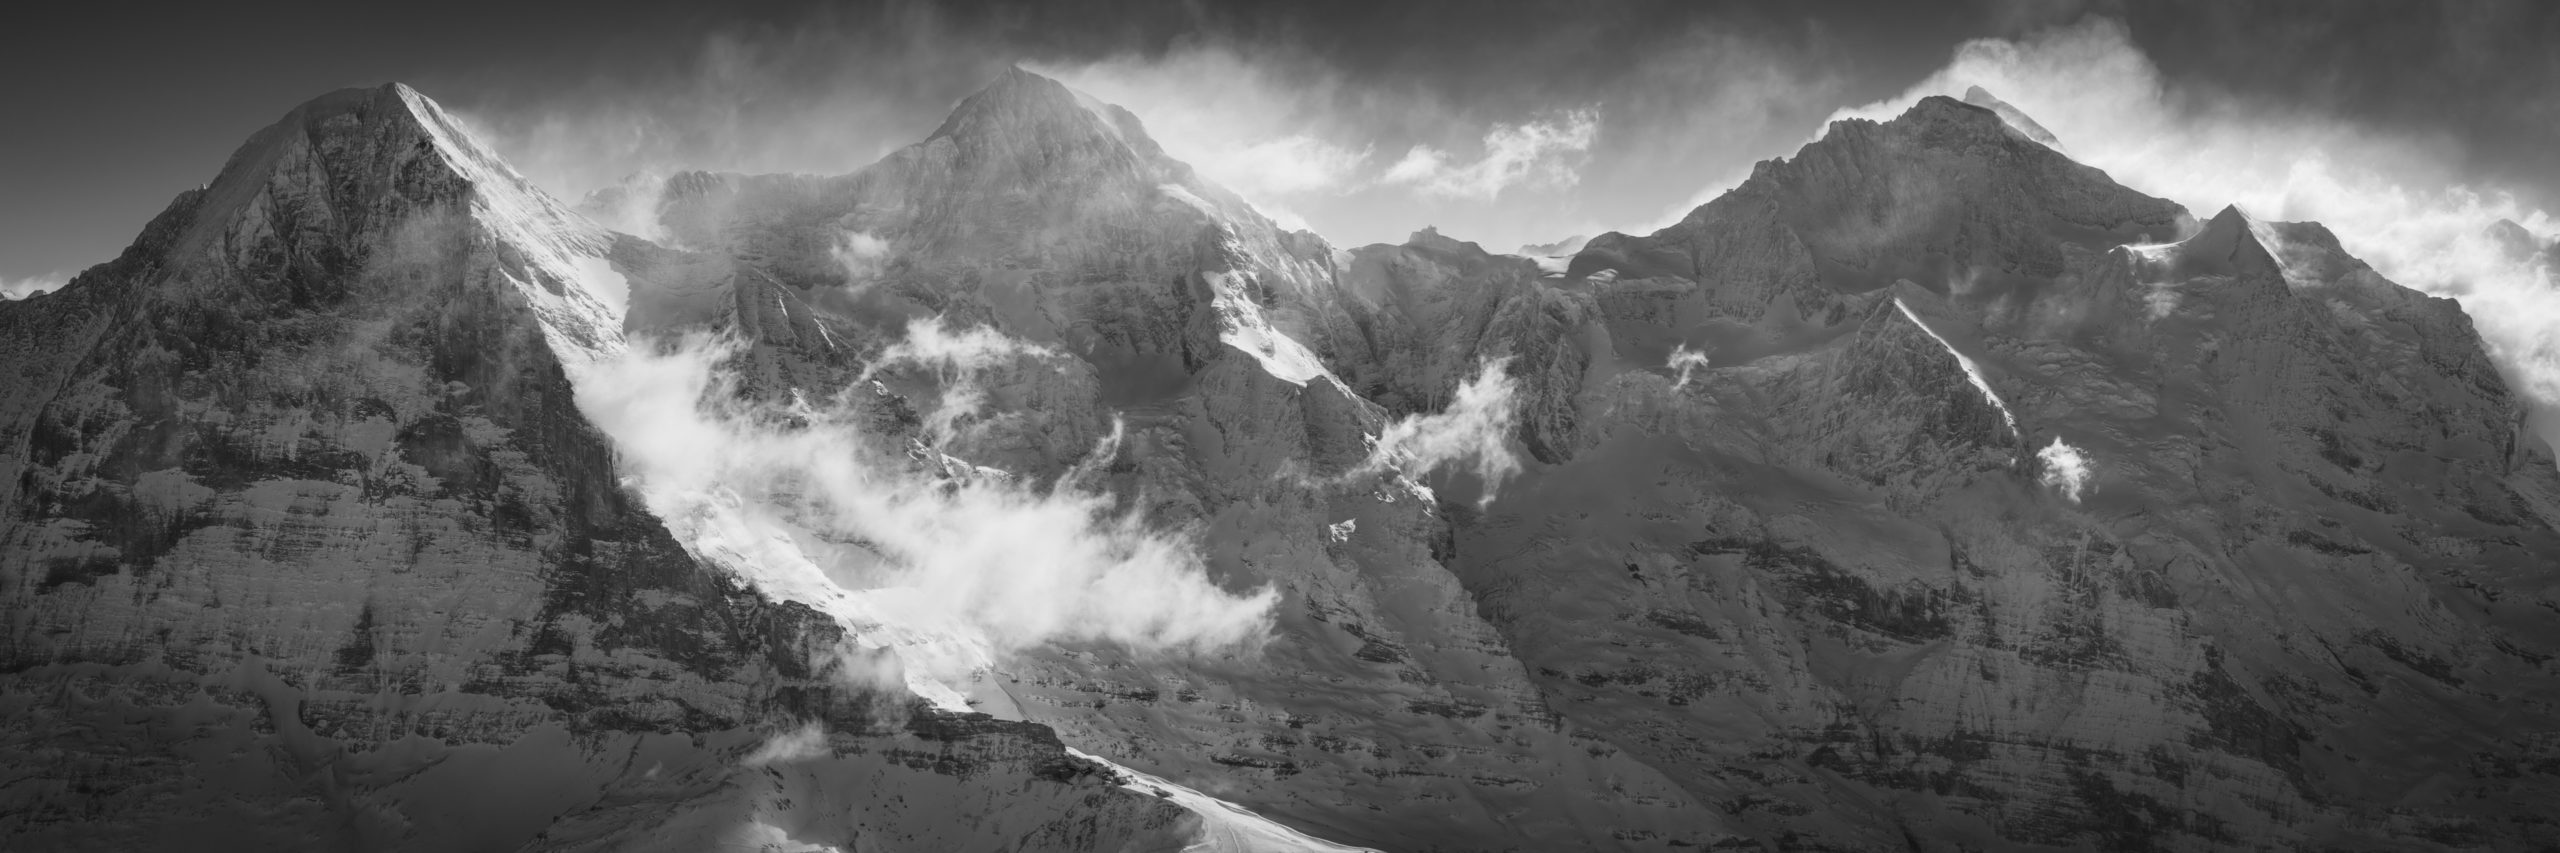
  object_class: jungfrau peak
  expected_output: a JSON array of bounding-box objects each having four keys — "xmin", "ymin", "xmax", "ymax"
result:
[{"xmin": 4, "ymin": 69, "xmax": 2558, "ymax": 853}]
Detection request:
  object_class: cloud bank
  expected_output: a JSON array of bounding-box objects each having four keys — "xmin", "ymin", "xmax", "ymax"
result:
[{"xmin": 573, "ymin": 331, "xmax": 1277, "ymax": 682}]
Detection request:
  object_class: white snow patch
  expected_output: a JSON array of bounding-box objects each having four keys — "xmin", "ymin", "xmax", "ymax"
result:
[
  {"xmin": 1207, "ymin": 270, "xmax": 1330, "ymax": 385},
  {"xmin": 1067, "ymin": 748, "xmax": 1382, "ymax": 853},
  {"xmin": 1325, "ymin": 518, "xmax": 1358, "ymax": 543},
  {"xmin": 2037, "ymin": 436, "xmax": 2093, "ymax": 502},
  {"xmin": 1893, "ymin": 296, "xmax": 2020, "ymax": 437},
  {"xmin": 1222, "ymin": 321, "xmax": 1329, "ymax": 385}
]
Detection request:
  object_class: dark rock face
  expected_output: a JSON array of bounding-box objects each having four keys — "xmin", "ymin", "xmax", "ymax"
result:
[
  {"xmin": 0, "ymin": 85, "xmax": 1189, "ymax": 852},
  {"xmin": 8, "ymin": 70, "xmax": 2560, "ymax": 853},
  {"xmin": 1429, "ymin": 96, "xmax": 2560, "ymax": 850}
]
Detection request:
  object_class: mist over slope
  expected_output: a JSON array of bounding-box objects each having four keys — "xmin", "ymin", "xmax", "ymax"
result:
[{"xmin": 4, "ymin": 62, "xmax": 2560, "ymax": 853}]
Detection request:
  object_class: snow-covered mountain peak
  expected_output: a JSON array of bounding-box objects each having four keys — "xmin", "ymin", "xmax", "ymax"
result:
[
  {"xmin": 19, "ymin": 58, "xmax": 2560, "ymax": 853},
  {"xmin": 925, "ymin": 65, "xmax": 1173, "ymax": 167}
]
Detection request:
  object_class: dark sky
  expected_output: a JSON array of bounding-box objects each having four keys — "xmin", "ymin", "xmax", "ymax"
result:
[{"xmin": 6, "ymin": 0, "xmax": 2558, "ymax": 292}]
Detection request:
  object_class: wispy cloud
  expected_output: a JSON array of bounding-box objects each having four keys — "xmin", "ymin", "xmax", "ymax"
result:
[
  {"xmin": 831, "ymin": 229, "xmax": 892, "ymax": 289},
  {"xmin": 743, "ymin": 723, "xmax": 830, "ymax": 766},
  {"xmin": 572, "ymin": 331, "xmax": 1278, "ymax": 679},
  {"xmin": 1, "ymin": 271, "xmax": 67, "ymax": 300},
  {"xmin": 1833, "ymin": 16, "xmax": 2560, "ymax": 452},
  {"xmin": 1382, "ymin": 110, "xmax": 1601, "ymax": 201},
  {"xmin": 861, "ymin": 317, "xmax": 1054, "ymax": 449},
  {"xmin": 1361, "ymin": 359, "xmax": 1523, "ymax": 507},
  {"xmin": 1668, "ymin": 344, "xmax": 1711, "ymax": 391},
  {"xmin": 2037, "ymin": 436, "xmax": 2093, "ymax": 503},
  {"xmin": 1044, "ymin": 46, "xmax": 1374, "ymax": 204}
]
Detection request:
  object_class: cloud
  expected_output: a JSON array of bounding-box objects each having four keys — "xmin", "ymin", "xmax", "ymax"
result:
[
  {"xmin": 831, "ymin": 229, "xmax": 892, "ymax": 288},
  {"xmin": 1, "ymin": 271, "xmax": 66, "ymax": 300},
  {"xmin": 743, "ymin": 723, "xmax": 830, "ymax": 767},
  {"xmin": 861, "ymin": 317, "xmax": 1054, "ymax": 449},
  {"xmin": 446, "ymin": 8, "xmax": 1011, "ymax": 206},
  {"xmin": 582, "ymin": 173, "xmax": 670, "ymax": 242},
  {"xmin": 1382, "ymin": 110, "xmax": 1601, "ymax": 200},
  {"xmin": 1832, "ymin": 16, "xmax": 2560, "ymax": 453},
  {"xmin": 430, "ymin": 3, "xmax": 1857, "ymax": 258},
  {"xmin": 1667, "ymin": 344, "xmax": 1711, "ymax": 391},
  {"xmin": 572, "ymin": 330, "xmax": 1277, "ymax": 684},
  {"xmin": 2037, "ymin": 436, "xmax": 2093, "ymax": 502},
  {"xmin": 1045, "ymin": 46, "xmax": 1375, "ymax": 200},
  {"xmin": 1363, "ymin": 359, "xmax": 1522, "ymax": 507}
]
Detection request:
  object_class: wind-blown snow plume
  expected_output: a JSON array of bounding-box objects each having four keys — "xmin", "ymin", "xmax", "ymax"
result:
[
  {"xmin": 573, "ymin": 333, "xmax": 1276, "ymax": 688},
  {"xmin": 1363, "ymin": 359, "xmax": 1522, "ymax": 507},
  {"xmin": 2037, "ymin": 436, "xmax": 2092, "ymax": 503},
  {"xmin": 1668, "ymin": 344, "xmax": 1711, "ymax": 391},
  {"xmin": 1045, "ymin": 46, "xmax": 1372, "ymax": 207},
  {"xmin": 1827, "ymin": 16, "xmax": 2560, "ymax": 453}
]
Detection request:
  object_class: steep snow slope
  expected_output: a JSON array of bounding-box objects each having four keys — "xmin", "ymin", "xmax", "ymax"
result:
[{"xmin": 0, "ymin": 84, "xmax": 1192, "ymax": 852}]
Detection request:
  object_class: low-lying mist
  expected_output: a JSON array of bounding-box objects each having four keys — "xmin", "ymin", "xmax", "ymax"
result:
[{"xmin": 571, "ymin": 329, "xmax": 1279, "ymax": 697}]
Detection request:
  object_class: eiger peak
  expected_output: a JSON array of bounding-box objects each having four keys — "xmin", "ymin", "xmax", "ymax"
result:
[{"xmin": 8, "ymin": 63, "xmax": 2560, "ymax": 853}]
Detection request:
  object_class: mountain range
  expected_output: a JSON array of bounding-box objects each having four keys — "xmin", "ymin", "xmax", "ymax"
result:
[{"xmin": 5, "ymin": 67, "xmax": 2559, "ymax": 852}]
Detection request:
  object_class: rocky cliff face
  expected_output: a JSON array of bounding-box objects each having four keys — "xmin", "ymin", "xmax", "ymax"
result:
[
  {"xmin": 1442, "ymin": 98, "xmax": 2560, "ymax": 850},
  {"xmin": 0, "ymin": 84, "xmax": 1191, "ymax": 852},
  {"xmin": 7, "ymin": 72, "xmax": 2559, "ymax": 853},
  {"xmin": 591, "ymin": 68, "xmax": 1733, "ymax": 851}
]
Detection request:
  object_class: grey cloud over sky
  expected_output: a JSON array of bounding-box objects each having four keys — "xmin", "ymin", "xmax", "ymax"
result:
[{"xmin": 5, "ymin": 0, "xmax": 2558, "ymax": 276}]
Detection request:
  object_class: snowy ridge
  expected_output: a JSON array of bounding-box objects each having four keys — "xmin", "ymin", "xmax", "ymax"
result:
[
  {"xmin": 1068, "ymin": 749, "xmax": 1385, "ymax": 853},
  {"xmin": 1891, "ymin": 294, "xmax": 2020, "ymax": 438}
]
